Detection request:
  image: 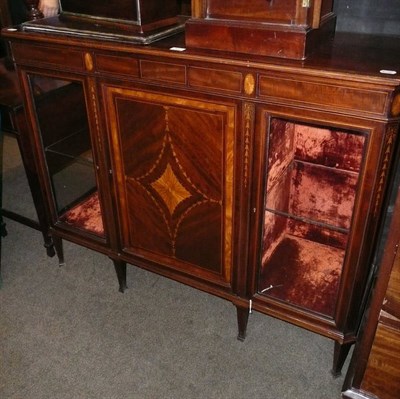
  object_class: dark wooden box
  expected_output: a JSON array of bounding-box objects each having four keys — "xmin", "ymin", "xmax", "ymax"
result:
[
  {"xmin": 186, "ymin": 0, "xmax": 336, "ymax": 59},
  {"xmin": 22, "ymin": 0, "xmax": 184, "ymax": 44},
  {"xmin": 59, "ymin": 0, "xmax": 179, "ymax": 29}
]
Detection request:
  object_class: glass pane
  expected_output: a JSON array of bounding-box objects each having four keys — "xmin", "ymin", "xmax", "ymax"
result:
[
  {"xmin": 29, "ymin": 75, "xmax": 104, "ymax": 237},
  {"xmin": 259, "ymin": 118, "xmax": 366, "ymax": 317}
]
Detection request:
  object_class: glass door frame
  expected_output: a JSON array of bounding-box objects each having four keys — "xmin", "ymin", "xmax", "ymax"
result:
[
  {"xmin": 247, "ymin": 103, "xmax": 386, "ymax": 337},
  {"xmin": 18, "ymin": 67, "xmax": 108, "ymax": 243}
]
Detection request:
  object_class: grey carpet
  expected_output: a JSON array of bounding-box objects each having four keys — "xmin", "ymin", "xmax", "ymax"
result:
[{"xmin": 0, "ymin": 133, "xmax": 348, "ymax": 398}]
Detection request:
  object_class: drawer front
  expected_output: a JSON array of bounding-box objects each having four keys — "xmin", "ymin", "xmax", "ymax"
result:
[
  {"xmin": 259, "ymin": 75, "xmax": 389, "ymax": 115},
  {"xmin": 96, "ymin": 54, "xmax": 139, "ymax": 77},
  {"xmin": 188, "ymin": 67, "xmax": 243, "ymax": 94},
  {"xmin": 11, "ymin": 43, "xmax": 85, "ymax": 71},
  {"xmin": 140, "ymin": 60, "xmax": 186, "ymax": 84}
]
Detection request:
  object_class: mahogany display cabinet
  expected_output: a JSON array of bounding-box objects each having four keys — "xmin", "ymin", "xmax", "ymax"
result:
[{"xmin": 3, "ymin": 13, "xmax": 400, "ymax": 376}]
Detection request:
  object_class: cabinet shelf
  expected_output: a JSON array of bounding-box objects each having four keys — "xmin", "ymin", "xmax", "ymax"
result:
[
  {"xmin": 45, "ymin": 126, "xmax": 97, "ymax": 215},
  {"xmin": 264, "ymin": 208, "xmax": 349, "ymax": 235},
  {"xmin": 44, "ymin": 128, "xmax": 94, "ymax": 167},
  {"xmin": 259, "ymin": 234, "xmax": 344, "ymax": 317}
]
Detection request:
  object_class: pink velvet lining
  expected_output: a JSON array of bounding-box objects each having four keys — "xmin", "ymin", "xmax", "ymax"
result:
[
  {"xmin": 60, "ymin": 192, "xmax": 105, "ymax": 236},
  {"xmin": 260, "ymin": 236, "xmax": 343, "ymax": 316},
  {"xmin": 260, "ymin": 119, "xmax": 365, "ymax": 316}
]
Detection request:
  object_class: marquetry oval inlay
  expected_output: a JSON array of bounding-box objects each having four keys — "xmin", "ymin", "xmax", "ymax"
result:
[
  {"xmin": 84, "ymin": 52, "xmax": 94, "ymax": 72},
  {"xmin": 244, "ymin": 73, "xmax": 256, "ymax": 96}
]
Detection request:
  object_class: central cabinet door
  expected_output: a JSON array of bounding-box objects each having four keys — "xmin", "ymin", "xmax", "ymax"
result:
[{"xmin": 102, "ymin": 85, "xmax": 237, "ymax": 288}]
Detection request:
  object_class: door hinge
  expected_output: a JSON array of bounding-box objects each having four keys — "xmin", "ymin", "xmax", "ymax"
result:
[{"xmin": 302, "ymin": 0, "xmax": 312, "ymax": 7}]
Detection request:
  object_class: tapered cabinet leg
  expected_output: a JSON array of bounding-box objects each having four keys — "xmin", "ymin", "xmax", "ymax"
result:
[
  {"xmin": 0, "ymin": 219, "xmax": 7, "ymax": 238},
  {"xmin": 236, "ymin": 304, "xmax": 250, "ymax": 342},
  {"xmin": 43, "ymin": 234, "xmax": 55, "ymax": 257},
  {"xmin": 112, "ymin": 259, "xmax": 127, "ymax": 293},
  {"xmin": 52, "ymin": 235, "xmax": 65, "ymax": 267},
  {"xmin": 332, "ymin": 341, "xmax": 353, "ymax": 377},
  {"xmin": 0, "ymin": 218, "xmax": 4, "ymax": 287},
  {"xmin": 15, "ymin": 115, "xmax": 55, "ymax": 258}
]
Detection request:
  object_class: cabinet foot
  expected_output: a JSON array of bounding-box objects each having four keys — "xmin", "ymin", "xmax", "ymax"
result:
[
  {"xmin": 43, "ymin": 235, "xmax": 55, "ymax": 257},
  {"xmin": 113, "ymin": 259, "xmax": 127, "ymax": 293},
  {"xmin": 331, "ymin": 341, "xmax": 353, "ymax": 377},
  {"xmin": 52, "ymin": 236, "xmax": 65, "ymax": 267},
  {"xmin": 0, "ymin": 220, "xmax": 7, "ymax": 238},
  {"xmin": 236, "ymin": 305, "xmax": 250, "ymax": 341}
]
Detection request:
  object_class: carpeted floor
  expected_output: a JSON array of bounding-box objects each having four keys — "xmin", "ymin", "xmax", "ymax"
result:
[{"xmin": 0, "ymin": 133, "xmax": 349, "ymax": 398}]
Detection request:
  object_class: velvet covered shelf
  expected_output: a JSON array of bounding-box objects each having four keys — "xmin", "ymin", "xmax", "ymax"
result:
[{"xmin": 60, "ymin": 191, "xmax": 105, "ymax": 236}]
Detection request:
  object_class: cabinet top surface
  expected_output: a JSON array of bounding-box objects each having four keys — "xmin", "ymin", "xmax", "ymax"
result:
[{"xmin": 3, "ymin": 16, "xmax": 400, "ymax": 85}]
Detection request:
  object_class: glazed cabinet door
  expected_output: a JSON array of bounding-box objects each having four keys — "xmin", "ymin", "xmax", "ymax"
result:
[
  {"xmin": 249, "ymin": 105, "xmax": 397, "ymax": 358},
  {"xmin": 102, "ymin": 84, "xmax": 238, "ymax": 289},
  {"xmin": 22, "ymin": 72, "xmax": 107, "ymax": 242}
]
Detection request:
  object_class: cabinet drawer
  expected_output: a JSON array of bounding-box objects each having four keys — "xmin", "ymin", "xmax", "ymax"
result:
[
  {"xmin": 188, "ymin": 67, "xmax": 243, "ymax": 93},
  {"xmin": 11, "ymin": 43, "xmax": 85, "ymax": 71},
  {"xmin": 95, "ymin": 54, "xmax": 139, "ymax": 77},
  {"xmin": 140, "ymin": 60, "xmax": 186, "ymax": 84},
  {"xmin": 259, "ymin": 75, "xmax": 389, "ymax": 115}
]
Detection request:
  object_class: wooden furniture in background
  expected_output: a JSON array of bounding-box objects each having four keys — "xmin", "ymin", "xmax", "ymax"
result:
[
  {"xmin": 0, "ymin": 62, "xmax": 54, "ymax": 248},
  {"xmin": 0, "ymin": 0, "xmax": 55, "ymax": 279},
  {"xmin": 23, "ymin": 0, "xmax": 43, "ymax": 20},
  {"xmin": 186, "ymin": 0, "xmax": 336, "ymax": 59},
  {"xmin": 0, "ymin": 0, "xmax": 13, "ymax": 60},
  {"xmin": 23, "ymin": 0, "xmax": 187, "ymax": 44},
  {"xmin": 342, "ymin": 159, "xmax": 400, "ymax": 398},
  {"xmin": 3, "ymin": 2, "xmax": 400, "ymax": 376}
]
